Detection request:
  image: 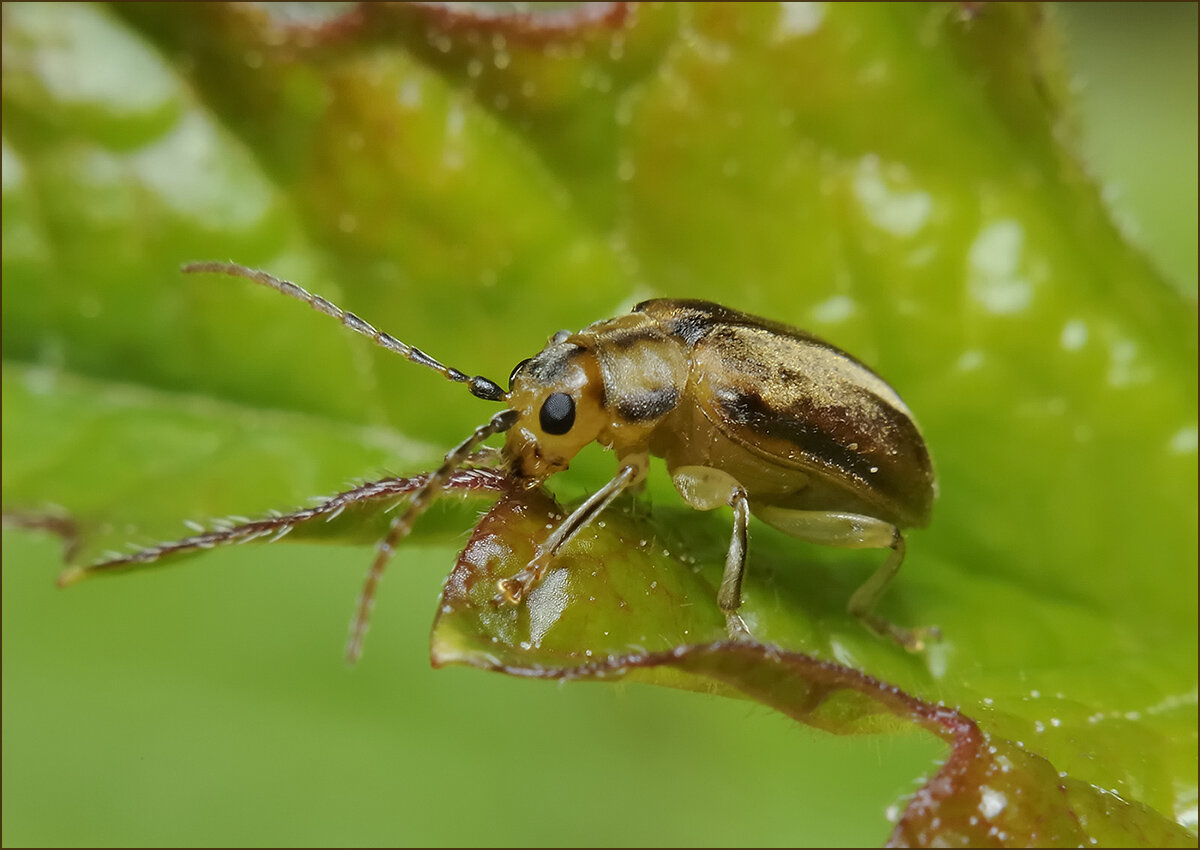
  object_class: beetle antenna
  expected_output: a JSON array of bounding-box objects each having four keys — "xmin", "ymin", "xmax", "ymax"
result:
[
  {"xmin": 344, "ymin": 407, "xmax": 520, "ymax": 664},
  {"xmin": 182, "ymin": 261, "xmax": 507, "ymax": 402}
]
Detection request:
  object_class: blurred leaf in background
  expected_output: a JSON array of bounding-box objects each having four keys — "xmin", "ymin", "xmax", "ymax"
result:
[
  {"xmin": 1055, "ymin": 2, "xmax": 1197, "ymax": 296},
  {"xmin": 2, "ymin": 3, "xmax": 1195, "ymax": 846}
]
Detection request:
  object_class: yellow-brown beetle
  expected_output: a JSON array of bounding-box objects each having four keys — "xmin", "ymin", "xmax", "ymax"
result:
[{"xmin": 181, "ymin": 263, "xmax": 939, "ymax": 660}]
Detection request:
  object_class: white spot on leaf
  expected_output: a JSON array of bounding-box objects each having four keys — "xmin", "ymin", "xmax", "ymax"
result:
[
  {"xmin": 775, "ymin": 3, "xmax": 825, "ymax": 39},
  {"xmin": 968, "ymin": 220, "xmax": 1032, "ymax": 314},
  {"xmin": 853, "ymin": 155, "xmax": 933, "ymax": 238},
  {"xmin": 527, "ymin": 567, "xmax": 570, "ymax": 647},
  {"xmin": 979, "ymin": 787, "xmax": 1007, "ymax": 819}
]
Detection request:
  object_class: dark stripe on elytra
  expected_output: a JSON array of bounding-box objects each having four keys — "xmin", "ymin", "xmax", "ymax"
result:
[
  {"xmin": 641, "ymin": 300, "xmax": 856, "ymax": 363},
  {"xmin": 634, "ymin": 300, "xmax": 720, "ymax": 346},
  {"xmin": 615, "ymin": 386, "xmax": 680, "ymax": 422},
  {"xmin": 716, "ymin": 387, "xmax": 883, "ymax": 482},
  {"xmin": 665, "ymin": 313, "xmax": 713, "ymax": 346},
  {"xmin": 716, "ymin": 386, "xmax": 932, "ymax": 523}
]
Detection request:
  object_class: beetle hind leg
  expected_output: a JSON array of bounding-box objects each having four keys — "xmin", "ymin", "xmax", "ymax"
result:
[
  {"xmin": 845, "ymin": 530, "xmax": 940, "ymax": 651},
  {"xmin": 752, "ymin": 505, "xmax": 938, "ymax": 651}
]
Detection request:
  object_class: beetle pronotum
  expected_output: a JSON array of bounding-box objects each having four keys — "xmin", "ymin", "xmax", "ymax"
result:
[{"xmin": 72, "ymin": 262, "xmax": 939, "ymax": 660}]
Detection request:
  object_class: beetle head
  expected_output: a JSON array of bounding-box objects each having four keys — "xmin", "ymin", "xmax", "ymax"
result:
[{"xmin": 503, "ymin": 341, "xmax": 606, "ymax": 485}]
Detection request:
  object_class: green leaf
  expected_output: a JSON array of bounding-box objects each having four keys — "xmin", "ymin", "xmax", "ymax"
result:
[
  {"xmin": 440, "ymin": 624, "xmax": 1197, "ymax": 846},
  {"xmin": 2, "ymin": 362, "xmax": 445, "ymax": 565},
  {"xmin": 432, "ymin": 487, "xmax": 1196, "ymax": 846},
  {"xmin": 3, "ymin": 3, "xmax": 1195, "ymax": 846}
]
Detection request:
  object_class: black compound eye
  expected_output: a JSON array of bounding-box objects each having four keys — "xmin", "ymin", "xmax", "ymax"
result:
[
  {"xmin": 539, "ymin": 392, "xmax": 576, "ymax": 435},
  {"xmin": 508, "ymin": 358, "xmax": 532, "ymax": 391}
]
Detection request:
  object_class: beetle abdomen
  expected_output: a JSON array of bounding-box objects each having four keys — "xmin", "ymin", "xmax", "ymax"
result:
[{"xmin": 637, "ymin": 300, "xmax": 935, "ymax": 528}]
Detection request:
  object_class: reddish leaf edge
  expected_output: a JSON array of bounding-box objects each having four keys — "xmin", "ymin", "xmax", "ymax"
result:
[
  {"xmin": 3, "ymin": 508, "xmax": 82, "ymax": 563},
  {"xmin": 241, "ymin": 1, "xmax": 634, "ymax": 51},
  {"xmin": 433, "ymin": 637, "xmax": 1194, "ymax": 848}
]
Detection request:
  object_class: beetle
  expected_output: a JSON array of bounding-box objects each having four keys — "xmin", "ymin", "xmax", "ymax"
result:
[{"xmin": 149, "ymin": 263, "xmax": 941, "ymax": 659}]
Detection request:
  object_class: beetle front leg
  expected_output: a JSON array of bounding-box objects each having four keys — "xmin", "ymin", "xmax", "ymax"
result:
[
  {"xmin": 751, "ymin": 506, "xmax": 939, "ymax": 651},
  {"xmin": 498, "ymin": 464, "xmax": 639, "ymax": 604}
]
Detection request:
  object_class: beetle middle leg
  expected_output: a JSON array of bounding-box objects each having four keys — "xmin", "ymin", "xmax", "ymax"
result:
[
  {"xmin": 670, "ymin": 465, "xmax": 753, "ymax": 639},
  {"xmin": 751, "ymin": 505, "xmax": 937, "ymax": 651}
]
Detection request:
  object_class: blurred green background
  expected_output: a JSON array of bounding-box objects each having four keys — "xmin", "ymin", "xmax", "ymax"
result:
[{"xmin": 3, "ymin": 3, "xmax": 1195, "ymax": 847}]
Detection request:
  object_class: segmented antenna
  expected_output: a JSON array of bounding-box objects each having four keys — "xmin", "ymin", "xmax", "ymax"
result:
[{"xmin": 182, "ymin": 261, "xmax": 506, "ymax": 402}]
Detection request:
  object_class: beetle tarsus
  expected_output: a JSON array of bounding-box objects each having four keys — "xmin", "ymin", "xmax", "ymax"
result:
[
  {"xmin": 906, "ymin": 624, "xmax": 943, "ymax": 652},
  {"xmin": 496, "ymin": 549, "xmax": 552, "ymax": 604},
  {"xmin": 724, "ymin": 611, "xmax": 752, "ymax": 641},
  {"xmin": 497, "ymin": 575, "xmax": 528, "ymax": 604},
  {"xmin": 860, "ymin": 616, "xmax": 941, "ymax": 653}
]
